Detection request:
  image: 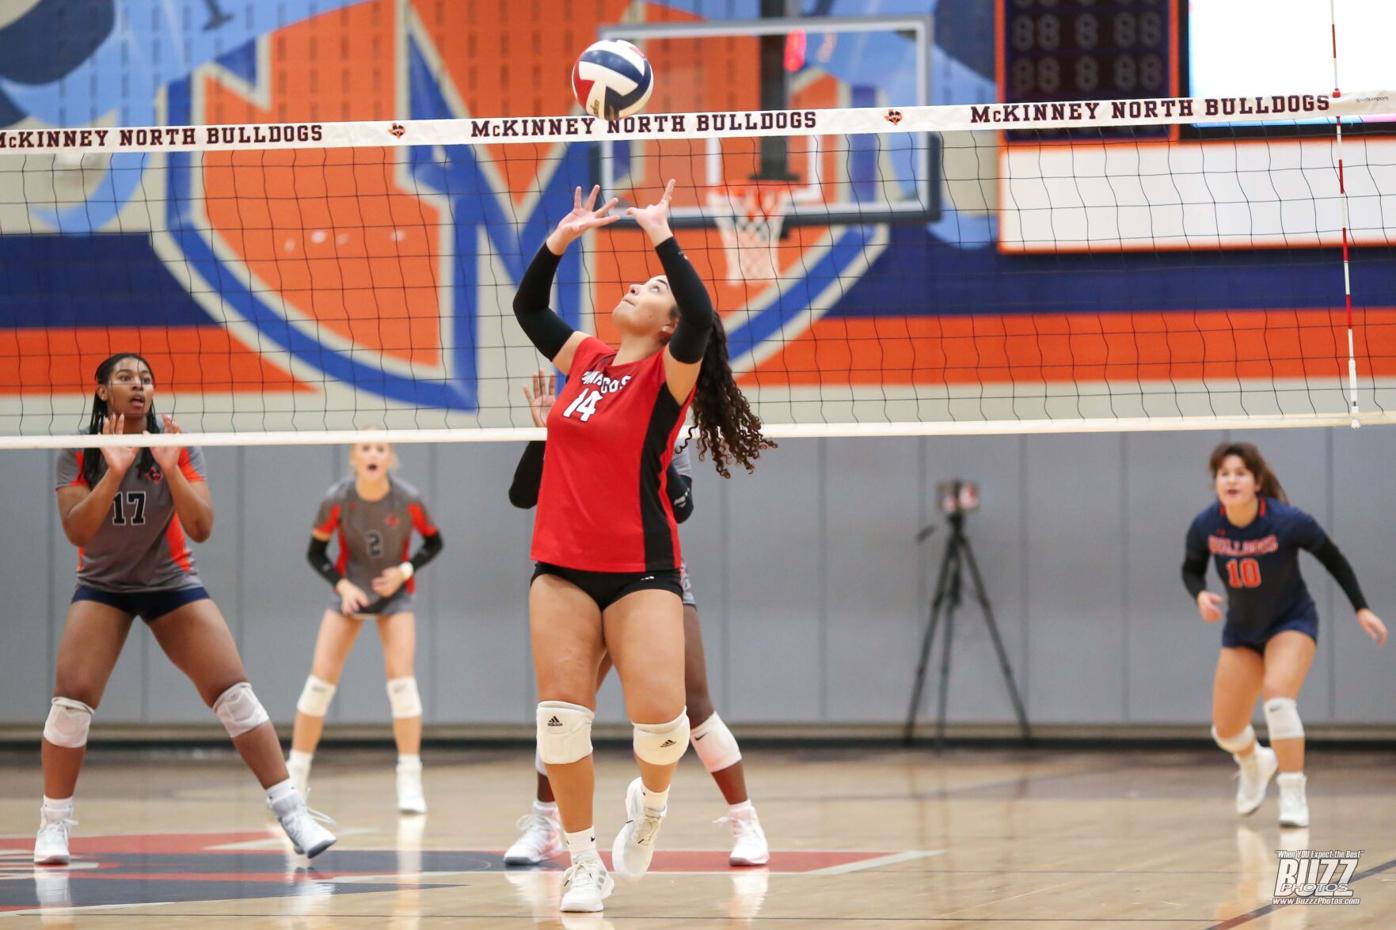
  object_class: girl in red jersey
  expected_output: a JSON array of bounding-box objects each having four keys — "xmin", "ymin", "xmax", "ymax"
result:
[
  {"xmin": 1182, "ymin": 443, "xmax": 1386, "ymax": 828},
  {"xmin": 287, "ymin": 442, "xmax": 443, "ymax": 814},
  {"xmin": 513, "ymin": 184, "xmax": 769, "ymax": 913},
  {"xmin": 37, "ymin": 353, "xmax": 334, "ymax": 866}
]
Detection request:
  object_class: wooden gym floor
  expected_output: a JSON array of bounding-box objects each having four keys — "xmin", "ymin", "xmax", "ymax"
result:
[{"xmin": 0, "ymin": 745, "xmax": 1392, "ymax": 928}]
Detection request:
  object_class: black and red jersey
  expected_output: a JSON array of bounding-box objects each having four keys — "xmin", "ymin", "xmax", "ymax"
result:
[{"xmin": 532, "ymin": 336, "xmax": 691, "ymax": 572}]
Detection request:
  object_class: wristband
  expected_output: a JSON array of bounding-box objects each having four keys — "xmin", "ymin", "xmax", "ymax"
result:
[{"xmin": 399, "ymin": 561, "xmax": 414, "ymax": 580}]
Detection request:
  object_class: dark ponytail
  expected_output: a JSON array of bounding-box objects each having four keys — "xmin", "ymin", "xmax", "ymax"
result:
[
  {"xmin": 1208, "ymin": 441, "xmax": 1288, "ymax": 503},
  {"xmin": 82, "ymin": 353, "xmax": 160, "ymax": 487},
  {"xmin": 686, "ymin": 314, "xmax": 774, "ymax": 478}
]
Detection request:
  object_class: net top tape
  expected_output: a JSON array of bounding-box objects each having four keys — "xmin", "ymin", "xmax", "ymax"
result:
[{"xmin": 3, "ymin": 91, "xmax": 1394, "ymax": 156}]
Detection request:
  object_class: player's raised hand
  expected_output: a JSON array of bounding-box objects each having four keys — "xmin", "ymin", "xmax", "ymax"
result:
[
  {"xmin": 625, "ymin": 178, "xmax": 676, "ymax": 245},
  {"xmin": 99, "ymin": 413, "xmax": 138, "ymax": 474},
  {"xmin": 548, "ymin": 185, "xmax": 620, "ymax": 252},
  {"xmin": 150, "ymin": 415, "xmax": 183, "ymax": 473},
  {"xmin": 1356, "ymin": 608, "xmax": 1387, "ymax": 646},
  {"xmin": 522, "ymin": 368, "xmax": 557, "ymax": 428},
  {"xmin": 1197, "ymin": 590, "xmax": 1225, "ymax": 623}
]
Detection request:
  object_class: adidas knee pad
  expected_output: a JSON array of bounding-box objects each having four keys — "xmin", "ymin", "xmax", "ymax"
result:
[
  {"xmin": 1264, "ymin": 697, "xmax": 1304, "ymax": 741},
  {"xmin": 386, "ymin": 676, "xmax": 422, "ymax": 719},
  {"xmin": 690, "ymin": 712, "xmax": 742, "ymax": 773},
  {"xmin": 633, "ymin": 710, "xmax": 690, "ymax": 766},
  {"xmin": 43, "ymin": 698, "xmax": 94, "ymax": 749},
  {"xmin": 536, "ymin": 701, "xmax": 594, "ymax": 765},
  {"xmin": 295, "ymin": 675, "xmax": 337, "ymax": 717},
  {"xmin": 213, "ymin": 682, "xmax": 270, "ymax": 738},
  {"xmin": 1211, "ymin": 723, "xmax": 1256, "ymax": 754}
]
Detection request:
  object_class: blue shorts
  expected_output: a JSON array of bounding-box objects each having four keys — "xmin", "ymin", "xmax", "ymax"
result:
[
  {"xmin": 1222, "ymin": 612, "xmax": 1319, "ymax": 653},
  {"xmin": 71, "ymin": 585, "xmax": 210, "ymax": 623}
]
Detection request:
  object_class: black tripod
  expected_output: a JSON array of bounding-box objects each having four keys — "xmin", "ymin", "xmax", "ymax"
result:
[{"xmin": 904, "ymin": 511, "xmax": 1030, "ymax": 746}]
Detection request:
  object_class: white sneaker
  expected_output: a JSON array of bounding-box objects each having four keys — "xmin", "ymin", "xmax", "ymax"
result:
[
  {"xmin": 1234, "ymin": 746, "xmax": 1278, "ymax": 816},
  {"xmin": 270, "ymin": 793, "xmax": 337, "ymax": 858},
  {"xmin": 396, "ymin": 759, "xmax": 427, "ymax": 815},
  {"xmin": 33, "ymin": 808, "xmax": 75, "ymax": 866},
  {"xmin": 1277, "ymin": 772, "xmax": 1310, "ymax": 828},
  {"xmin": 560, "ymin": 852, "xmax": 614, "ymax": 912},
  {"xmin": 720, "ymin": 806, "xmax": 770, "ymax": 866},
  {"xmin": 287, "ymin": 756, "xmax": 311, "ymax": 796},
  {"xmin": 505, "ymin": 804, "xmax": 564, "ymax": 865},
  {"xmin": 611, "ymin": 778, "xmax": 666, "ymax": 879}
]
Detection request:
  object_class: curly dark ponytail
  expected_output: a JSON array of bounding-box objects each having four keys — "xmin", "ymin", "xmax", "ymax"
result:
[
  {"xmin": 686, "ymin": 314, "xmax": 774, "ymax": 478},
  {"xmin": 82, "ymin": 352, "xmax": 161, "ymax": 487}
]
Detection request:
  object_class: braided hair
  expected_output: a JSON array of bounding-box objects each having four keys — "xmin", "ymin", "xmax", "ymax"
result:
[
  {"xmin": 685, "ymin": 313, "xmax": 773, "ymax": 478},
  {"xmin": 82, "ymin": 352, "xmax": 161, "ymax": 487}
]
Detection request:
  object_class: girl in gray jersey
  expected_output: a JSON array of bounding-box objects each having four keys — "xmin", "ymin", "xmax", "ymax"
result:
[
  {"xmin": 505, "ymin": 370, "xmax": 768, "ymax": 870},
  {"xmin": 288, "ymin": 442, "xmax": 443, "ymax": 813},
  {"xmin": 37, "ymin": 353, "xmax": 334, "ymax": 866}
]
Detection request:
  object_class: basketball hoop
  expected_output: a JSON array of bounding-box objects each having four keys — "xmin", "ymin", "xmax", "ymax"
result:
[{"xmin": 705, "ymin": 184, "xmax": 792, "ymax": 285}]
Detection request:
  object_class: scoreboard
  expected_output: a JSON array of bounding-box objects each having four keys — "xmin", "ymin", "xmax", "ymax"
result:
[{"xmin": 999, "ymin": 0, "xmax": 1176, "ymax": 140}]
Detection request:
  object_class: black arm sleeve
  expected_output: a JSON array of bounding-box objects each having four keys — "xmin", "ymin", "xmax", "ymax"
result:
[
  {"xmin": 656, "ymin": 236, "xmax": 714, "ymax": 363},
  {"xmin": 1181, "ymin": 554, "xmax": 1208, "ymax": 600},
  {"xmin": 668, "ymin": 467, "xmax": 693, "ymax": 524},
  {"xmin": 509, "ymin": 441, "xmax": 546, "ymax": 509},
  {"xmin": 1310, "ymin": 538, "xmax": 1369, "ymax": 611},
  {"xmin": 409, "ymin": 530, "xmax": 444, "ymax": 572},
  {"xmin": 512, "ymin": 245, "xmax": 575, "ymax": 360},
  {"xmin": 307, "ymin": 536, "xmax": 342, "ymax": 587}
]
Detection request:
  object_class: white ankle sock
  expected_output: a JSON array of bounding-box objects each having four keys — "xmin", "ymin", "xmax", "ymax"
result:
[
  {"xmin": 397, "ymin": 754, "xmax": 421, "ymax": 770},
  {"xmin": 728, "ymin": 800, "xmax": 756, "ymax": 817},
  {"xmin": 265, "ymin": 778, "xmax": 298, "ymax": 807},
  {"xmin": 534, "ymin": 800, "xmax": 559, "ymax": 816},
  {"xmin": 288, "ymin": 749, "xmax": 313, "ymax": 767},
  {"xmin": 565, "ymin": 828, "xmax": 596, "ymax": 861},
  {"xmin": 642, "ymin": 786, "xmax": 669, "ymax": 813},
  {"xmin": 41, "ymin": 796, "xmax": 73, "ymax": 820}
]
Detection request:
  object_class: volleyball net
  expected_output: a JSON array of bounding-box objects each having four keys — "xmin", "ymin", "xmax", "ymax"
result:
[{"xmin": 3, "ymin": 88, "xmax": 1396, "ymax": 449}]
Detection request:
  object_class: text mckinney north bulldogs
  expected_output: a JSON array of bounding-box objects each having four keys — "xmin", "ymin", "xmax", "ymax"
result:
[
  {"xmin": 468, "ymin": 110, "xmax": 820, "ymax": 138},
  {"xmin": 970, "ymin": 94, "xmax": 1333, "ymax": 125}
]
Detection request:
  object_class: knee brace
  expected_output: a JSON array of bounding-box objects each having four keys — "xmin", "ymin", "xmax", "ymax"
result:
[
  {"xmin": 1264, "ymin": 697, "xmax": 1304, "ymax": 741},
  {"xmin": 213, "ymin": 682, "xmax": 270, "ymax": 738},
  {"xmin": 690, "ymin": 712, "xmax": 742, "ymax": 773},
  {"xmin": 536, "ymin": 701, "xmax": 594, "ymax": 765},
  {"xmin": 43, "ymin": 698, "xmax": 94, "ymax": 749},
  {"xmin": 295, "ymin": 675, "xmax": 337, "ymax": 718},
  {"xmin": 386, "ymin": 676, "xmax": 422, "ymax": 719},
  {"xmin": 1211, "ymin": 723, "xmax": 1256, "ymax": 754},
  {"xmin": 633, "ymin": 709, "xmax": 690, "ymax": 766}
]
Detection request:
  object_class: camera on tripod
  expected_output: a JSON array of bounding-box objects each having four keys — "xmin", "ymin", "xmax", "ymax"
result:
[{"xmin": 936, "ymin": 480, "xmax": 980, "ymax": 516}]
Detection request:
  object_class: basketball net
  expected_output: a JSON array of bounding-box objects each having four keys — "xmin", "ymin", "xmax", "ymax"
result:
[{"xmin": 706, "ymin": 184, "xmax": 792, "ymax": 285}]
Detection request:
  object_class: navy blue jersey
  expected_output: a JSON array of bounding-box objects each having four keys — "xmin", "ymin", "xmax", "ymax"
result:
[{"xmin": 1184, "ymin": 498, "xmax": 1327, "ymax": 629}]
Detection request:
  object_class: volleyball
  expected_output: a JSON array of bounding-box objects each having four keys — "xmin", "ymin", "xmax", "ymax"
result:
[{"xmin": 571, "ymin": 39, "xmax": 654, "ymax": 120}]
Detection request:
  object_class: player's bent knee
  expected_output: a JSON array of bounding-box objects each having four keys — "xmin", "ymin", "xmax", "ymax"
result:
[
  {"xmin": 296, "ymin": 675, "xmax": 337, "ymax": 717},
  {"xmin": 536, "ymin": 701, "xmax": 594, "ymax": 765},
  {"xmin": 633, "ymin": 709, "xmax": 689, "ymax": 766},
  {"xmin": 690, "ymin": 712, "xmax": 742, "ymax": 773},
  {"xmin": 43, "ymin": 697, "xmax": 94, "ymax": 749},
  {"xmin": 213, "ymin": 682, "xmax": 270, "ymax": 738},
  {"xmin": 1211, "ymin": 723, "xmax": 1255, "ymax": 753},
  {"xmin": 1264, "ymin": 697, "xmax": 1304, "ymax": 741},
  {"xmin": 386, "ymin": 676, "xmax": 422, "ymax": 719}
]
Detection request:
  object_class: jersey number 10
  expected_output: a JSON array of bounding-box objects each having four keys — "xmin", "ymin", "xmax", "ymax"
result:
[{"xmin": 1225, "ymin": 557, "xmax": 1262, "ymax": 588}]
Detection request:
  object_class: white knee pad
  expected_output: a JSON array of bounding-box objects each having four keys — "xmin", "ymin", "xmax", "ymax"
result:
[
  {"xmin": 386, "ymin": 676, "xmax": 422, "ymax": 719},
  {"xmin": 213, "ymin": 682, "xmax": 270, "ymax": 738},
  {"xmin": 536, "ymin": 701, "xmax": 594, "ymax": 765},
  {"xmin": 690, "ymin": 712, "xmax": 742, "ymax": 773},
  {"xmin": 1211, "ymin": 723, "xmax": 1256, "ymax": 754},
  {"xmin": 1264, "ymin": 697, "xmax": 1304, "ymax": 741},
  {"xmin": 633, "ymin": 709, "xmax": 690, "ymax": 766},
  {"xmin": 295, "ymin": 675, "xmax": 337, "ymax": 717},
  {"xmin": 43, "ymin": 698, "xmax": 94, "ymax": 749}
]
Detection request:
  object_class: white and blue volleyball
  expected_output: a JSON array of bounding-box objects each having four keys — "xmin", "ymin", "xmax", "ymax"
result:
[{"xmin": 572, "ymin": 39, "xmax": 654, "ymax": 120}]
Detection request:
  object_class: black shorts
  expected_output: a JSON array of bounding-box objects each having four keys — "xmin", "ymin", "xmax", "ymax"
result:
[
  {"xmin": 531, "ymin": 563, "xmax": 683, "ymax": 611},
  {"xmin": 71, "ymin": 585, "xmax": 211, "ymax": 623}
]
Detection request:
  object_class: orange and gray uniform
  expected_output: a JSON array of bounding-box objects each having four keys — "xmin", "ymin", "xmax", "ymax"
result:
[
  {"xmin": 313, "ymin": 475, "xmax": 439, "ymax": 615},
  {"xmin": 55, "ymin": 448, "xmax": 206, "ymax": 592}
]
